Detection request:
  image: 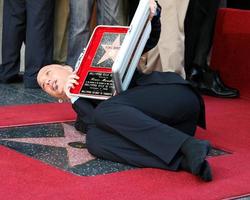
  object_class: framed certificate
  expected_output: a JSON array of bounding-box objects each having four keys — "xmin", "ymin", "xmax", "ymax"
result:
[
  {"xmin": 69, "ymin": 0, "xmax": 151, "ymax": 100},
  {"xmin": 69, "ymin": 26, "xmax": 129, "ymax": 100}
]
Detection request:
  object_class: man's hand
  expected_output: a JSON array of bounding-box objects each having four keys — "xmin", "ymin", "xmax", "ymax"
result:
[
  {"xmin": 149, "ymin": 0, "xmax": 157, "ymax": 21},
  {"xmin": 64, "ymin": 72, "xmax": 80, "ymax": 99}
]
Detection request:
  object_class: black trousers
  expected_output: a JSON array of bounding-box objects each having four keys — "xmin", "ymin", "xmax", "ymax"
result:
[
  {"xmin": 184, "ymin": 0, "xmax": 220, "ymax": 74},
  {"xmin": 85, "ymin": 84, "xmax": 201, "ymax": 170},
  {"xmin": 0, "ymin": 0, "xmax": 54, "ymax": 87}
]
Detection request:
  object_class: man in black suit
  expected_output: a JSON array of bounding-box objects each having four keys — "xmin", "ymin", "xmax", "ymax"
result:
[
  {"xmin": 184, "ymin": 0, "xmax": 239, "ymax": 98},
  {"xmin": 37, "ymin": 67, "xmax": 212, "ymax": 182},
  {"xmin": 37, "ymin": 1, "xmax": 213, "ymax": 182}
]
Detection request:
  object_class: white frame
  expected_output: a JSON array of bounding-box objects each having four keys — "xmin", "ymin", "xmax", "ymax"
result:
[{"xmin": 112, "ymin": 0, "xmax": 151, "ymax": 93}]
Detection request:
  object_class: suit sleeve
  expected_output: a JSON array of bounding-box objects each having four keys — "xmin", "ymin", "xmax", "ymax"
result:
[
  {"xmin": 128, "ymin": 1, "xmax": 162, "ymax": 53},
  {"xmin": 143, "ymin": 1, "xmax": 162, "ymax": 53},
  {"xmin": 72, "ymin": 98, "xmax": 101, "ymax": 132}
]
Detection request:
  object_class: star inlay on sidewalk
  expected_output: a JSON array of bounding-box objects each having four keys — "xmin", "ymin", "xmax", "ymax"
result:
[
  {"xmin": 0, "ymin": 122, "xmax": 134, "ymax": 176},
  {"xmin": 0, "ymin": 123, "xmax": 95, "ymax": 167},
  {"xmin": 0, "ymin": 121, "xmax": 229, "ymax": 176}
]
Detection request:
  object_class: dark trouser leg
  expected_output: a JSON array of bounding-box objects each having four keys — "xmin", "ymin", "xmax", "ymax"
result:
[
  {"xmin": 25, "ymin": 0, "xmax": 54, "ymax": 88},
  {"xmin": 0, "ymin": 0, "xmax": 26, "ymax": 81},
  {"xmin": 184, "ymin": 0, "xmax": 220, "ymax": 73},
  {"xmin": 192, "ymin": 1, "xmax": 220, "ymax": 67},
  {"xmin": 87, "ymin": 84, "xmax": 201, "ymax": 170},
  {"xmin": 87, "ymin": 126, "xmax": 182, "ymax": 170},
  {"xmin": 184, "ymin": 0, "xmax": 239, "ymax": 98},
  {"xmin": 72, "ymin": 98, "xmax": 100, "ymax": 132}
]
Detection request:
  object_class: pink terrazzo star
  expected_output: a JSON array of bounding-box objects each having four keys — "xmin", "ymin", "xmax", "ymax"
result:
[
  {"xmin": 1, "ymin": 123, "xmax": 95, "ymax": 167},
  {"xmin": 97, "ymin": 35, "xmax": 121, "ymax": 65}
]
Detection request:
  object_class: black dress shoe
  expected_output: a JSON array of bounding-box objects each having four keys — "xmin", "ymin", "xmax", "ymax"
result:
[
  {"xmin": 199, "ymin": 70, "xmax": 239, "ymax": 98},
  {"xmin": 187, "ymin": 67, "xmax": 239, "ymax": 98},
  {"xmin": 213, "ymin": 71, "xmax": 240, "ymax": 95}
]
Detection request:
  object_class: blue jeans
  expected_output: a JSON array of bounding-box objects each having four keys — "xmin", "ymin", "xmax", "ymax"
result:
[{"xmin": 67, "ymin": 0, "xmax": 121, "ymax": 67}]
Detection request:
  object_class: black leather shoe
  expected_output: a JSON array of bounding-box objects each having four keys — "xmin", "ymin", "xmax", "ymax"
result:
[
  {"xmin": 187, "ymin": 67, "xmax": 239, "ymax": 98},
  {"xmin": 213, "ymin": 71, "xmax": 240, "ymax": 95}
]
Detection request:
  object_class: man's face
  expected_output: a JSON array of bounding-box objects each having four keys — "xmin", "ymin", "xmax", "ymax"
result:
[{"xmin": 37, "ymin": 64, "xmax": 73, "ymax": 99}]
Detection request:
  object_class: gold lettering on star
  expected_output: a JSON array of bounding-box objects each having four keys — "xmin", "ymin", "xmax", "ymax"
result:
[{"xmin": 97, "ymin": 35, "xmax": 121, "ymax": 65}]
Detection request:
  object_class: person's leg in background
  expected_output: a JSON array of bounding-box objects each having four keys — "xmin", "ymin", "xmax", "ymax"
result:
[
  {"xmin": 143, "ymin": 0, "xmax": 189, "ymax": 77},
  {"xmin": 220, "ymin": 0, "xmax": 227, "ymax": 7},
  {"xmin": 53, "ymin": 0, "xmax": 69, "ymax": 64},
  {"xmin": 184, "ymin": 0, "xmax": 239, "ymax": 98},
  {"xmin": 116, "ymin": 0, "xmax": 130, "ymax": 26},
  {"xmin": 67, "ymin": 0, "xmax": 128, "ymax": 68},
  {"xmin": 186, "ymin": 0, "xmax": 221, "ymax": 71},
  {"xmin": 25, "ymin": 0, "xmax": 54, "ymax": 88},
  {"xmin": 96, "ymin": 0, "xmax": 122, "ymax": 26},
  {"xmin": 0, "ymin": 0, "xmax": 25, "ymax": 83},
  {"xmin": 67, "ymin": 0, "xmax": 95, "ymax": 67}
]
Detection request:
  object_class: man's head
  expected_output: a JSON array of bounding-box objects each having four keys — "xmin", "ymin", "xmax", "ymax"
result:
[{"xmin": 37, "ymin": 64, "xmax": 73, "ymax": 99}]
